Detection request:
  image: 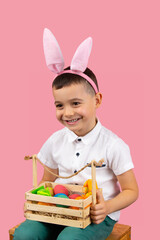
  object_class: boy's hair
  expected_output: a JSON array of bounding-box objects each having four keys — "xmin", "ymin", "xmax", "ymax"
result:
[{"xmin": 52, "ymin": 67, "xmax": 99, "ymax": 95}]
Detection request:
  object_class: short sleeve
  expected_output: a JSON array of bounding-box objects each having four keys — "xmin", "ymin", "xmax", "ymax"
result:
[
  {"xmin": 37, "ymin": 136, "xmax": 58, "ymax": 169},
  {"xmin": 107, "ymin": 139, "xmax": 134, "ymax": 175}
]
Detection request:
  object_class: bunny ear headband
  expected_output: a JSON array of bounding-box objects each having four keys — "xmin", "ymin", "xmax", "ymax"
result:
[{"xmin": 43, "ymin": 28, "xmax": 98, "ymax": 93}]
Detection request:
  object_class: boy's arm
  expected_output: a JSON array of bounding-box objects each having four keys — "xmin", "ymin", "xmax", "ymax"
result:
[
  {"xmin": 38, "ymin": 159, "xmax": 58, "ymax": 185},
  {"xmin": 90, "ymin": 169, "xmax": 139, "ymax": 224}
]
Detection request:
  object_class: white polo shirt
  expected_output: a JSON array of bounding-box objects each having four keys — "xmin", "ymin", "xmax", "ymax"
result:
[{"xmin": 37, "ymin": 120, "xmax": 134, "ymax": 221}]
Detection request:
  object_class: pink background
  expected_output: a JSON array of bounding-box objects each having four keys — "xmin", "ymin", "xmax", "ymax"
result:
[{"xmin": 1, "ymin": 1, "xmax": 159, "ymax": 239}]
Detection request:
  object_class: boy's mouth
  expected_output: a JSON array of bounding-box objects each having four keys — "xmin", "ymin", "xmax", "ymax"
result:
[{"xmin": 64, "ymin": 118, "xmax": 82, "ymax": 125}]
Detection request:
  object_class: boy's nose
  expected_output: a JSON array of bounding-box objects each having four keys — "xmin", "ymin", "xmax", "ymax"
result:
[{"xmin": 63, "ymin": 106, "xmax": 74, "ymax": 117}]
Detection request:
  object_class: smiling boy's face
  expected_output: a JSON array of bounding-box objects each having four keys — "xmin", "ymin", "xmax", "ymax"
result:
[{"xmin": 52, "ymin": 83, "xmax": 102, "ymax": 136}]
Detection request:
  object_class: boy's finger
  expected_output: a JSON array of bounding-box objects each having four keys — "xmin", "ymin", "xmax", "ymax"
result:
[
  {"xmin": 91, "ymin": 202, "xmax": 103, "ymax": 211},
  {"xmin": 91, "ymin": 215, "xmax": 104, "ymax": 224},
  {"xmin": 90, "ymin": 208, "xmax": 104, "ymax": 216},
  {"xmin": 96, "ymin": 189, "xmax": 104, "ymax": 203}
]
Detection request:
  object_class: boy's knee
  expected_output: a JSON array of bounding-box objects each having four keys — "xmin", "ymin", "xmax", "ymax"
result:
[
  {"xmin": 13, "ymin": 225, "xmax": 35, "ymax": 240},
  {"xmin": 14, "ymin": 227, "xmax": 35, "ymax": 240},
  {"xmin": 13, "ymin": 220, "xmax": 51, "ymax": 240}
]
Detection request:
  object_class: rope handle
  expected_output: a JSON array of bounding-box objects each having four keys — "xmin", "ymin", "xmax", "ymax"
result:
[{"xmin": 24, "ymin": 154, "xmax": 104, "ymax": 205}]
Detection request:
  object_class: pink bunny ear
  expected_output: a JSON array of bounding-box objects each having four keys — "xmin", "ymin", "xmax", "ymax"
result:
[
  {"xmin": 71, "ymin": 37, "xmax": 92, "ymax": 72},
  {"xmin": 43, "ymin": 28, "xmax": 64, "ymax": 73}
]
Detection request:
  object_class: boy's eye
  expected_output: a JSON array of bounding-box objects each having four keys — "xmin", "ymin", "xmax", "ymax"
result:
[
  {"xmin": 56, "ymin": 104, "xmax": 63, "ymax": 108},
  {"xmin": 73, "ymin": 102, "xmax": 80, "ymax": 106}
]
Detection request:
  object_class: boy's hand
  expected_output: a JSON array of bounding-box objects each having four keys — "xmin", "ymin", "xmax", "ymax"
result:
[{"xmin": 90, "ymin": 190, "xmax": 109, "ymax": 224}]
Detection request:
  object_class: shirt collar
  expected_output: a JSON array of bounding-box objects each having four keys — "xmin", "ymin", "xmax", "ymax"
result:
[{"xmin": 66, "ymin": 119, "xmax": 102, "ymax": 145}]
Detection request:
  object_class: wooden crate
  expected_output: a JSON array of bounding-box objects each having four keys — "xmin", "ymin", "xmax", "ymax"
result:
[
  {"xmin": 24, "ymin": 155, "xmax": 98, "ymax": 229},
  {"xmin": 9, "ymin": 223, "xmax": 131, "ymax": 240},
  {"xmin": 25, "ymin": 181, "xmax": 92, "ymax": 228}
]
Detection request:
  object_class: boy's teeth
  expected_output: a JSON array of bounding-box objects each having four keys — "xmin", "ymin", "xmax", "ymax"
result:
[{"xmin": 67, "ymin": 118, "xmax": 78, "ymax": 122}]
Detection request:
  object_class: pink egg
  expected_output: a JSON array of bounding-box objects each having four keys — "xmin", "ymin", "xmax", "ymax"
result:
[
  {"xmin": 69, "ymin": 194, "xmax": 81, "ymax": 199},
  {"xmin": 54, "ymin": 185, "xmax": 69, "ymax": 196}
]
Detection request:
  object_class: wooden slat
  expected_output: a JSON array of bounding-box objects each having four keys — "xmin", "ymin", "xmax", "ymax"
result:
[
  {"xmin": 44, "ymin": 182, "xmax": 85, "ymax": 193},
  {"xmin": 25, "ymin": 212, "xmax": 91, "ymax": 228},
  {"xmin": 25, "ymin": 202, "xmax": 90, "ymax": 218},
  {"xmin": 25, "ymin": 193, "xmax": 85, "ymax": 207},
  {"xmin": 32, "ymin": 155, "xmax": 37, "ymax": 188},
  {"xmin": 82, "ymin": 195, "xmax": 92, "ymax": 208},
  {"xmin": 83, "ymin": 217, "xmax": 91, "ymax": 228},
  {"xmin": 25, "ymin": 192, "xmax": 92, "ymax": 208}
]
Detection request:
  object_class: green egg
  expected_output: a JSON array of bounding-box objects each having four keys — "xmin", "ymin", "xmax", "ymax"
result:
[{"xmin": 55, "ymin": 194, "xmax": 69, "ymax": 208}]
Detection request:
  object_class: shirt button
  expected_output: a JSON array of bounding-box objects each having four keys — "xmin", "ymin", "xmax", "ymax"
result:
[
  {"xmin": 78, "ymin": 138, "xmax": 81, "ymax": 142},
  {"xmin": 76, "ymin": 152, "xmax": 80, "ymax": 157},
  {"xmin": 74, "ymin": 170, "xmax": 77, "ymax": 173}
]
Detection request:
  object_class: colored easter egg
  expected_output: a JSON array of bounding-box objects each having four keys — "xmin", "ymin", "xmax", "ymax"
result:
[
  {"xmin": 69, "ymin": 196, "xmax": 84, "ymax": 210},
  {"xmin": 69, "ymin": 194, "xmax": 81, "ymax": 199},
  {"xmin": 37, "ymin": 188, "xmax": 51, "ymax": 196},
  {"xmin": 54, "ymin": 193, "xmax": 67, "ymax": 197},
  {"xmin": 54, "ymin": 193, "xmax": 69, "ymax": 208},
  {"xmin": 83, "ymin": 192, "xmax": 92, "ymax": 199},
  {"xmin": 38, "ymin": 202, "xmax": 54, "ymax": 206},
  {"xmin": 69, "ymin": 206, "xmax": 79, "ymax": 210},
  {"xmin": 75, "ymin": 196, "xmax": 84, "ymax": 200},
  {"xmin": 31, "ymin": 185, "xmax": 45, "ymax": 194},
  {"xmin": 54, "ymin": 185, "xmax": 69, "ymax": 196}
]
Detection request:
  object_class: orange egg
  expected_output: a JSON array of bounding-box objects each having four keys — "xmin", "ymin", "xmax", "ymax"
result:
[
  {"xmin": 38, "ymin": 202, "xmax": 54, "ymax": 206},
  {"xmin": 83, "ymin": 192, "xmax": 92, "ymax": 199},
  {"xmin": 69, "ymin": 206, "xmax": 79, "ymax": 210},
  {"xmin": 75, "ymin": 196, "xmax": 84, "ymax": 200},
  {"xmin": 69, "ymin": 196, "xmax": 84, "ymax": 210}
]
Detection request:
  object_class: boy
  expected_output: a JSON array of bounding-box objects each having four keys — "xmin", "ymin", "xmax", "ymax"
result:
[{"xmin": 13, "ymin": 29, "xmax": 138, "ymax": 240}]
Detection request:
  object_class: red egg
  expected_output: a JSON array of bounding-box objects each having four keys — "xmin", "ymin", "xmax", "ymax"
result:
[
  {"xmin": 69, "ymin": 194, "xmax": 81, "ymax": 199},
  {"xmin": 54, "ymin": 185, "xmax": 69, "ymax": 196}
]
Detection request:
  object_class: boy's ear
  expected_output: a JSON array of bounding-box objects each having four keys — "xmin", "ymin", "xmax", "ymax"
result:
[{"xmin": 95, "ymin": 92, "xmax": 102, "ymax": 108}]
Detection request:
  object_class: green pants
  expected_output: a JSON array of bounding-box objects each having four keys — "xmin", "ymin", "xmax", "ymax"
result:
[{"xmin": 14, "ymin": 216, "xmax": 116, "ymax": 240}]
